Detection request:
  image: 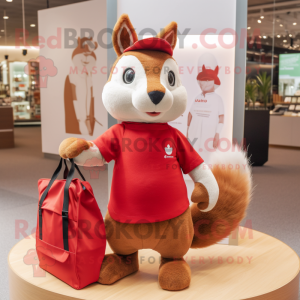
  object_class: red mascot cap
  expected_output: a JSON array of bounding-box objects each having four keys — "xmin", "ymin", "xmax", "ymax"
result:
[
  {"xmin": 197, "ymin": 65, "xmax": 221, "ymax": 86},
  {"xmin": 124, "ymin": 37, "xmax": 173, "ymax": 56}
]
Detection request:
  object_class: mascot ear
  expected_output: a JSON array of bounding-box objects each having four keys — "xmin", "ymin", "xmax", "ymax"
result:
[
  {"xmin": 77, "ymin": 37, "xmax": 81, "ymax": 48},
  {"xmin": 214, "ymin": 66, "xmax": 219, "ymax": 74},
  {"xmin": 112, "ymin": 14, "xmax": 138, "ymax": 56},
  {"xmin": 202, "ymin": 64, "xmax": 206, "ymax": 72},
  {"xmin": 156, "ymin": 21, "xmax": 177, "ymax": 50}
]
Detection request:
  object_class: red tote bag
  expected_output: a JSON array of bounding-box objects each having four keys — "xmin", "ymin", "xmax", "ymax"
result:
[{"xmin": 36, "ymin": 158, "xmax": 106, "ymax": 289}]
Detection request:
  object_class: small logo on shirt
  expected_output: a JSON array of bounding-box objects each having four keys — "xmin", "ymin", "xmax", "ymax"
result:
[
  {"xmin": 165, "ymin": 144, "xmax": 173, "ymax": 155},
  {"xmin": 164, "ymin": 144, "xmax": 174, "ymax": 158},
  {"xmin": 195, "ymin": 99, "xmax": 207, "ymax": 103}
]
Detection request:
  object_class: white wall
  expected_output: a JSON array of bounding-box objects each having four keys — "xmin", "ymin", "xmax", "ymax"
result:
[{"xmin": 117, "ymin": 0, "xmax": 236, "ymax": 34}]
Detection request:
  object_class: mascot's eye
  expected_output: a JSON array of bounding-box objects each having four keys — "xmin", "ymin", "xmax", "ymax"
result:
[
  {"xmin": 168, "ymin": 71, "xmax": 175, "ymax": 86},
  {"xmin": 123, "ymin": 68, "xmax": 135, "ymax": 84}
]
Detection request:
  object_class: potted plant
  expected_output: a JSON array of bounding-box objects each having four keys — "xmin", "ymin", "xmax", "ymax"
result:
[
  {"xmin": 244, "ymin": 74, "xmax": 270, "ymax": 166},
  {"xmin": 245, "ymin": 79, "xmax": 258, "ymax": 108},
  {"xmin": 256, "ymin": 72, "xmax": 272, "ymax": 108}
]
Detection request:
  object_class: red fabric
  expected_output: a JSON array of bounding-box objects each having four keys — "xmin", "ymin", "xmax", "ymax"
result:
[
  {"xmin": 197, "ymin": 65, "xmax": 221, "ymax": 85},
  {"xmin": 123, "ymin": 37, "xmax": 173, "ymax": 56},
  {"xmin": 36, "ymin": 179, "xmax": 106, "ymax": 289},
  {"xmin": 93, "ymin": 122, "xmax": 203, "ymax": 223}
]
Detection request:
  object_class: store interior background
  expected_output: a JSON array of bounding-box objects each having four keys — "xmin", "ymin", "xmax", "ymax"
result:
[{"xmin": 0, "ymin": 0, "xmax": 300, "ymax": 299}]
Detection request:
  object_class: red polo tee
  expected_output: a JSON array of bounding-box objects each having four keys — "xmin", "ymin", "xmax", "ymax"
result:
[{"xmin": 93, "ymin": 122, "xmax": 204, "ymax": 223}]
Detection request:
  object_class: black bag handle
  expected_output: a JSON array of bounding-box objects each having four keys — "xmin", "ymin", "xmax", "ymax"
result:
[
  {"xmin": 39, "ymin": 158, "xmax": 85, "ymax": 251},
  {"xmin": 63, "ymin": 159, "xmax": 69, "ymax": 179},
  {"xmin": 63, "ymin": 159, "xmax": 86, "ymax": 181},
  {"xmin": 62, "ymin": 159, "xmax": 75, "ymax": 251}
]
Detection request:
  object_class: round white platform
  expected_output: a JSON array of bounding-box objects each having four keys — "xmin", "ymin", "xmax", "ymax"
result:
[{"xmin": 8, "ymin": 228, "xmax": 300, "ymax": 300}]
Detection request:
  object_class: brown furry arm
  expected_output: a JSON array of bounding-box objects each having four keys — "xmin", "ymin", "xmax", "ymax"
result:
[
  {"xmin": 191, "ymin": 182, "xmax": 210, "ymax": 210},
  {"xmin": 189, "ymin": 163, "xmax": 219, "ymax": 212},
  {"xmin": 59, "ymin": 138, "xmax": 92, "ymax": 159}
]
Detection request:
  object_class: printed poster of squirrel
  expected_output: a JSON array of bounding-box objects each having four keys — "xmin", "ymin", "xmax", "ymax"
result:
[{"xmin": 64, "ymin": 37, "xmax": 102, "ymax": 136}]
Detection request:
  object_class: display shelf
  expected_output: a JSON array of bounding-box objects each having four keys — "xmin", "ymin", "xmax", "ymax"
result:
[
  {"xmin": 10, "ymin": 101, "xmax": 30, "ymax": 106},
  {"xmin": 0, "ymin": 106, "xmax": 14, "ymax": 148},
  {"xmin": 270, "ymin": 115, "xmax": 300, "ymax": 147},
  {"xmin": 0, "ymin": 60, "xmax": 41, "ymax": 123},
  {"xmin": 277, "ymin": 95, "xmax": 300, "ymax": 105},
  {"xmin": 8, "ymin": 228, "xmax": 300, "ymax": 300},
  {"xmin": 10, "ymin": 101, "xmax": 31, "ymax": 120},
  {"xmin": 273, "ymin": 102, "xmax": 294, "ymax": 105}
]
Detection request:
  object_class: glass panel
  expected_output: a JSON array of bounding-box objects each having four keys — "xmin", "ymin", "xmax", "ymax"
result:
[{"xmin": 247, "ymin": 0, "xmax": 300, "ymax": 117}]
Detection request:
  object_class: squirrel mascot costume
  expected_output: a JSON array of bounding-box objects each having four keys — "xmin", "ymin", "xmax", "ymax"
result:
[{"xmin": 59, "ymin": 14, "xmax": 252, "ymax": 291}]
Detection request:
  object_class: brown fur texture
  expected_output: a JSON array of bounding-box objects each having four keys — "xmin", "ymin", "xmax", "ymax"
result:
[
  {"xmin": 191, "ymin": 165, "xmax": 251, "ymax": 248},
  {"xmin": 191, "ymin": 182, "xmax": 210, "ymax": 210},
  {"xmin": 159, "ymin": 258, "xmax": 191, "ymax": 291},
  {"xmin": 156, "ymin": 21, "xmax": 178, "ymax": 50},
  {"xmin": 100, "ymin": 209, "xmax": 193, "ymax": 289},
  {"xmin": 104, "ymin": 208, "xmax": 193, "ymax": 258},
  {"xmin": 59, "ymin": 138, "xmax": 91, "ymax": 159},
  {"xmin": 98, "ymin": 252, "xmax": 139, "ymax": 285},
  {"xmin": 112, "ymin": 14, "xmax": 138, "ymax": 57}
]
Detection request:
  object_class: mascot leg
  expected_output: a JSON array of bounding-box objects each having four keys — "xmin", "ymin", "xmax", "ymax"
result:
[
  {"xmin": 98, "ymin": 208, "xmax": 194, "ymax": 290},
  {"xmin": 98, "ymin": 252, "xmax": 139, "ymax": 285},
  {"xmin": 98, "ymin": 212, "xmax": 140, "ymax": 285},
  {"xmin": 159, "ymin": 258, "xmax": 191, "ymax": 291},
  {"xmin": 153, "ymin": 208, "xmax": 194, "ymax": 291}
]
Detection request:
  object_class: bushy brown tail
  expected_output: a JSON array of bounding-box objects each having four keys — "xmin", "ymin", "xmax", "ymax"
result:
[{"xmin": 191, "ymin": 151, "xmax": 252, "ymax": 248}]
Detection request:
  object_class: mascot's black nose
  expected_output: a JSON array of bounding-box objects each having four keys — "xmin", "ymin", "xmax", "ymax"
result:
[{"xmin": 148, "ymin": 91, "xmax": 165, "ymax": 105}]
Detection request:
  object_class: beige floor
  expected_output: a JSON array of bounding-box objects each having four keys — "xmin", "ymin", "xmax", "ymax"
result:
[{"xmin": 0, "ymin": 127, "xmax": 300, "ymax": 300}]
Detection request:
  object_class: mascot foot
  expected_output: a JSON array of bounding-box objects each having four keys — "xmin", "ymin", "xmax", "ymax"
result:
[
  {"xmin": 158, "ymin": 257, "xmax": 191, "ymax": 291},
  {"xmin": 98, "ymin": 252, "xmax": 139, "ymax": 285}
]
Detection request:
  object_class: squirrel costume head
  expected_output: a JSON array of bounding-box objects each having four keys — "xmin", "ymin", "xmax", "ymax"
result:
[
  {"xmin": 72, "ymin": 37, "xmax": 98, "ymax": 73},
  {"xmin": 102, "ymin": 14, "xmax": 187, "ymax": 123}
]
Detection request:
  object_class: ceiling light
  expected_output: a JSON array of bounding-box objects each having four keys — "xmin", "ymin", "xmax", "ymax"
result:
[
  {"xmin": 259, "ymin": 35, "xmax": 261, "ymax": 38},
  {"xmin": 263, "ymin": 36, "xmax": 267, "ymax": 39},
  {"xmin": 1, "ymin": 30, "xmax": 4, "ymax": 32},
  {"xmin": 289, "ymin": 34, "xmax": 293, "ymax": 37},
  {"xmin": 260, "ymin": 16, "xmax": 264, "ymax": 19},
  {"xmin": 6, "ymin": 0, "xmax": 13, "ymax": 2},
  {"xmin": 247, "ymin": 27, "xmax": 251, "ymax": 30},
  {"xmin": 280, "ymin": 24, "xmax": 283, "ymax": 27},
  {"xmin": 258, "ymin": 20, "xmax": 261, "ymax": 23},
  {"xmin": 30, "ymin": 24, "xmax": 36, "ymax": 27},
  {"xmin": 277, "ymin": 35, "xmax": 281, "ymax": 38},
  {"xmin": 3, "ymin": 16, "xmax": 9, "ymax": 19},
  {"xmin": 283, "ymin": 40, "xmax": 287, "ymax": 42},
  {"xmin": 293, "ymin": 22, "xmax": 297, "ymax": 25}
]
